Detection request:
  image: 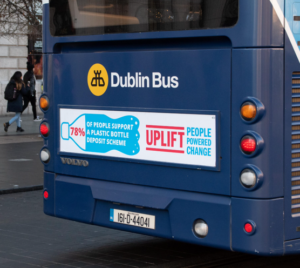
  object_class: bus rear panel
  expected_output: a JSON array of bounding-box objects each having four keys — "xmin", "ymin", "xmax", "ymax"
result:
[{"xmin": 41, "ymin": 0, "xmax": 300, "ymax": 255}]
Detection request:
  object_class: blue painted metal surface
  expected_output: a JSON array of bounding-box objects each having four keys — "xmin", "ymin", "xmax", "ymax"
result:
[
  {"xmin": 41, "ymin": 0, "xmax": 300, "ymax": 255},
  {"xmin": 50, "ymin": 49, "xmax": 230, "ymax": 195},
  {"xmin": 232, "ymin": 197, "xmax": 284, "ymax": 255},
  {"xmin": 231, "ymin": 49, "xmax": 284, "ymax": 199},
  {"xmin": 53, "ymin": 175, "xmax": 231, "ymax": 250},
  {"xmin": 43, "ymin": 172, "xmax": 55, "ymax": 216}
]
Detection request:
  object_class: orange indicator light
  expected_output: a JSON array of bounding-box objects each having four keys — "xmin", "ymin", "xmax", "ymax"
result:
[
  {"xmin": 241, "ymin": 102, "xmax": 257, "ymax": 121},
  {"xmin": 40, "ymin": 96, "xmax": 49, "ymax": 111}
]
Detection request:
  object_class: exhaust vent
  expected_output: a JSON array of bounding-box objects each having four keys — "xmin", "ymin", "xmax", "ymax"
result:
[{"xmin": 291, "ymin": 72, "xmax": 300, "ymax": 217}]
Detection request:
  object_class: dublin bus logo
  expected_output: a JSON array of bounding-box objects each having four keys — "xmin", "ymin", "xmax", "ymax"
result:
[
  {"xmin": 88, "ymin": 64, "xmax": 109, "ymax": 96},
  {"xmin": 91, "ymin": 71, "xmax": 105, "ymax": 87}
]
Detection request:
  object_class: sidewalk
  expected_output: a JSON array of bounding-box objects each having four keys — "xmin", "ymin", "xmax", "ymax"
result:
[
  {"xmin": 0, "ymin": 115, "xmax": 43, "ymax": 192},
  {"xmin": 0, "ymin": 114, "xmax": 43, "ymax": 136}
]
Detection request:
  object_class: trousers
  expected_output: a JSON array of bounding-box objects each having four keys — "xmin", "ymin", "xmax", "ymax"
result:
[
  {"xmin": 22, "ymin": 95, "xmax": 37, "ymax": 119},
  {"xmin": 9, "ymin": 112, "xmax": 21, "ymax": 127}
]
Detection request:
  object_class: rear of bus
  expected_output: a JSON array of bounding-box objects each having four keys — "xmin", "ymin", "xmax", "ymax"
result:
[{"xmin": 41, "ymin": 0, "xmax": 300, "ymax": 255}]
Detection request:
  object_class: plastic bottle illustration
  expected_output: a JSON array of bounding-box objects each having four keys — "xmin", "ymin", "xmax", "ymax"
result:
[{"xmin": 61, "ymin": 114, "xmax": 140, "ymax": 155}]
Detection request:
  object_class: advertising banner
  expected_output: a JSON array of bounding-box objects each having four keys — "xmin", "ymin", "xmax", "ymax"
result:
[{"xmin": 60, "ymin": 109, "xmax": 218, "ymax": 169}]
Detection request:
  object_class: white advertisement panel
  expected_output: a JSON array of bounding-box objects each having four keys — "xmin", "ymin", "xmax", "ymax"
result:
[{"xmin": 60, "ymin": 108, "xmax": 217, "ymax": 168}]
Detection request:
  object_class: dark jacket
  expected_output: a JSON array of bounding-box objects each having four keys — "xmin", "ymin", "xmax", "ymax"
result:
[
  {"xmin": 23, "ymin": 70, "xmax": 36, "ymax": 97},
  {"xmin": 7, "ymin": 80, "xmax": 27, "ymax": 113}
]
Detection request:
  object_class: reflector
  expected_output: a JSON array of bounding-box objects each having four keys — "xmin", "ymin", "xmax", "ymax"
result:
[
  {"xmin": 193, "ymin": 219, "xmax": 208, "ymax": 238},
  {"xmin": 244, "ymin": 223, "xmax": 253, "ymax": 233}
]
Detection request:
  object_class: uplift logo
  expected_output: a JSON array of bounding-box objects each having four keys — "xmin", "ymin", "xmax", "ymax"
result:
[{"xmin": 87, "ymin": 64, "xmax": 109, "ymax": 96}]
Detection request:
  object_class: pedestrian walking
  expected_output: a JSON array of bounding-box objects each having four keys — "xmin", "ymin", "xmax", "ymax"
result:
[
  {"xmin": 3, "ymin": 71, "xmax": 27, "ymax": 132},
  {"xmin": 22, "ymin": 62, "xmax": 41, "ymax": 121}
]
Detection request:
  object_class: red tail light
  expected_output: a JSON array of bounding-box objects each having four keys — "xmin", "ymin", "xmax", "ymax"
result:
[
  {"xmin": 40, "ymin": 123, "xmax": 49, "ymax": 137},
  {"xmin": 244, "ymin": 223, "xmax": 253, "ymax": 233},
  {"xmin": 241, "ymin": 136, "xmax": 256, "ymax": 154},
  {"xmin": 44, "ymin": 191, "xmax": 49, "ymax": 199}
]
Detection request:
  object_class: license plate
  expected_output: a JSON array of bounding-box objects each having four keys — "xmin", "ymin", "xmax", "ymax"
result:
[{"xmin": 110, "ymin": 209, "xmax": 155, "ymax": 229}]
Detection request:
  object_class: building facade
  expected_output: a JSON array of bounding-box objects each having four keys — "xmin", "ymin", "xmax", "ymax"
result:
[{"xmin": 0, "ymin": 35, "xmax": 42, "ymax": 116}]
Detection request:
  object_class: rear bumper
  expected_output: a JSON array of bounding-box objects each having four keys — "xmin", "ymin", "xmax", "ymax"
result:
[{"xmin": 44, "ymin": 172, "xmax": 285, "ymax": 255}]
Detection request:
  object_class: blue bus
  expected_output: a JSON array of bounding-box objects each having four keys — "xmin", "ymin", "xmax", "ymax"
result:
[{"xmin": 41, "ymin": 0, "xmax": 300, "ymax": 255}]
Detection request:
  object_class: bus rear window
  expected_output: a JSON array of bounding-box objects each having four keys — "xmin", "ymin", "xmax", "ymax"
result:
[{"xmin": 49, "ymin": 0, "xmax": 238, "ymax": 37}]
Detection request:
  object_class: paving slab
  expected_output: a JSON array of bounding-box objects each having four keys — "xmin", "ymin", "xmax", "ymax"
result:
[
  {"xmin": 0, "ymin": 191, "xmax": 299, "ymax": 268},
  {"xmin": 0, "ymin": 137, "xmax": 43, "ymax": 190},
  {"xmin": 0, "ymin": 114, "xmax": 45, "ymax": 191}
]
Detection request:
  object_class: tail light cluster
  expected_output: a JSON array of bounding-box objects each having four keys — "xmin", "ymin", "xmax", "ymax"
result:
[
  {"xmin": 239, "ymin": 99, "xmax": 264, "ymax": 190},
  {"xmin": 40, "ymin": 95, "xmax": 51, "ymax": 201},
  {"xmin": 239, "ymin": 99, "xmax": 264, "ymax": 236},
  {"xmin": 39, "ymin": 95, "xmax": 51, "ymax": 164}
]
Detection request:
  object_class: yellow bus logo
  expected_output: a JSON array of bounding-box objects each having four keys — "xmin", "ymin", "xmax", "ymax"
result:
[{"xmin": 87, "ymin": 64, "xmax": 109, "ymax": 96}]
